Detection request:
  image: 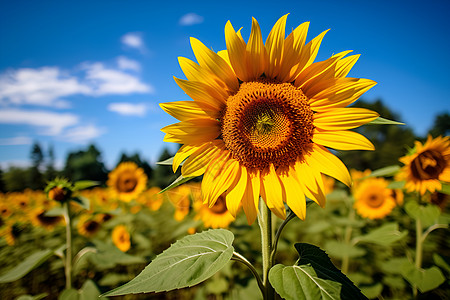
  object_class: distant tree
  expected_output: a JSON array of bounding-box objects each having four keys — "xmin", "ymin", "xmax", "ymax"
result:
[
  {"xmin": 428, "ymin": 112, "xmax": 450, "ymax": 137},
  {"xmin": 63, "ymin": 144, "xmax": 108, "ymax": 183},
  {"xmin": 152, "ymin": 147, "xmax": 179, "ymax": 189},
  {"xmin": 116, "ymin": 152, "xmax": 153, "ymax": 179},
  {"xmin": 338, "ymin": 99, "xmax": 417, "ymax": 171},
  {"xmin": 3, "ymin": 167, "xmax": 29, "ymax": 192},
  {"xmin": 45, "ymin": 144, "xmax": 58, "ymax": 181},
  {"xmin": 28, "ymin": 142, "xmax": 45, "ymax": 190},
  {"xmin": 0, "ymin": 168, "xmax": 6, "ymax": 193}
]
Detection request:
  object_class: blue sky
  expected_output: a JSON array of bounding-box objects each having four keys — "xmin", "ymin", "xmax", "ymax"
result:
[{"xmin": 1, "ymin": 0, "xmax": 449, "ymax": 170}]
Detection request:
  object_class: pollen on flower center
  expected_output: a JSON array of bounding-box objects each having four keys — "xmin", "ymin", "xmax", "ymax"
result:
[{"xmin": 221, "ymin": 80, "xmax": 314, "ymax": 170}]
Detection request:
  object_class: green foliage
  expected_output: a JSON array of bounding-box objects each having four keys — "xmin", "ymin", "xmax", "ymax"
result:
[
  {"xmin": 0, "ymin": 249, "xmax": 54, "ymax": 283},
  {"xmin": 367, "ymin": 165, "xmax": 400, "ymax": 178},
  {"xmin": 325, "ymin": 241, "xmax": 366, "ymax": 259},
  {"xmin": 152, "ymin": 147, "xmax": 181, "ymax": 188},
  {"xmin": 103, "ymin": 229, "xmax": 235, "ymax": 296},
  {"xmin": 58, "ymin": 281, "xmax": 103, "ymax": 300},
  {"xmin": 353, "ymin": 223, "xmax": 407, "ymax": 246},
  {"xmin": 428, "ymin": 112, "xmax": 450, "ymax": 137},
  {"xmin": 16, "ymin": 293, "xmax": 48, "ymax": 300},
  {"xmin": 82, "ymin": 240, "xmax": 144, "ymax": 270},
  {"xmin": 269, "ymin": 264, "xmax": 342, "ymax": 300},
  {"xmin": 400, "ymin": 260, "xmax": 445, "ymax": 293},
  {"xmin": 404, "ymin": 201, "xmax": 441, "ymax": 227},
  {"xmin": 2, "ymin": 166, "xmax": 29, "ymax": 192},
  {"xmin": 293, "ymin": 243, "xmax": 368, "ymax": 299},
  {"xmin": 160, "ymin": 174, "xmax": 197, "ymax": 193},
  {"xmin": 63, "ymin": 144, "xmax": 108, "ymax": 183}
]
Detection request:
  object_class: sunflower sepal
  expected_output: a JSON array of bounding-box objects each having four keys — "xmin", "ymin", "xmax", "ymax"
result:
[
  {"xmin": 102, "ymin": 229, "xmax": 235, "ymax": 296},
  {"xmin": 156, "ymin": 156, "xmax": 174, "ymax": 166},
  {"xmin": 159, "ymin": 174, "xmax": 197, "ymax": 194},
  {"xmin": 269, "ymin": 243, "xmax": 368, "ymax": 300},
  {"xmin": 73, "ymin": 180, "xmax": 99, "ymax": 191},
  {"xmin": 366, "ymin": 165, "xmax": 400, "ymax": 178},
  {"xmin": 368, "ymin": 116, "xmax": 405, "ymax": 126}
]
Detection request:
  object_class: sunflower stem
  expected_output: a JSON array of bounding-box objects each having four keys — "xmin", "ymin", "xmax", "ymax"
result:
[
  {"xmin": 413, "ymin": 217, "xmax": 423, "ymax": 298},
  {"xmin": 271, "ymin": 210, "xmax": 296, "ymax": 266},
  {"xmin": 63, "ymin": 201, "xmax": 73, "ymax": 290},
  {"xmin": 231, "ymin": 252, "xmax": 265, "ymax": 296},
  {"xmin": 258, "ymin": 198, "xmax": 274, "ymax": 300},
  {"xmin": 341, "ymin": 207, "xmax": 355, "ymax": 274}
]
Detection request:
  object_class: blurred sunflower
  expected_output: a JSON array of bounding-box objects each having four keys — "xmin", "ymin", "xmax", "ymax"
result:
[
  {"xmin": 168, "ymin": 185, "xmax": 192, "ymax": 221},
  {"xmin": 112, "ymin": 225, "xmax": 131, "ymax": 252},
  {"xmin": 161, "ymin": 15, "xmax": 378, "ymax": 223},
  {"xmin": 137, "ymin": 187, "xmax": 164, "ymax": 211},
  {"xmin": 107, "ymin": 162, "xmax": 148, "ymax": 202},
  {"xmin": 194, "ymin": 194, "xmax": 235, "ymax": 229},
  {"xmin": 354, "ymin": 177, "xmax": 396, "ymax": 219},
  {"xmin": 30, "ymin": 208, "xmax": 64, "ymax": 231},
  {"xmin": 322, "ymin": 174, "xmax": 335, "ymax": 195},
  {"xmin": 77, "ymin": 215, "xmax": 102, "ymax": 237},
  {"xmin": 397, "ymin": 135, "xmax": 450, "ymax": 195},
  {"xmin": 0, "ymin": 222, "xmax": 22, "ymax": 246}
]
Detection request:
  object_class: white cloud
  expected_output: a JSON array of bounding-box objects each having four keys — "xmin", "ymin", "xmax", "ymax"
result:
[
  {"xmin": 179, "ymin": 13, "xmax": 204, "ymax": 26},
  {"xmin": 61, "ymin": 124, "xmax": 106, "ymax": 143},
  {"xmin": 83, "ymin": 62, "xmax": 153, "ymax": 95},
  {"xmin": 121, "ymin": 32, "xmax": 145, "ymax": 51},
  {"xmin": 0, "ymin": 108, "xmax": 79, "ymax": 135},
  {"xmin": 0, "ymin": 136, "xmax": 32, "ymax": 146},
  {"xmin": 0, "ymin": 67, "xmax": 90, "ymax": 108},
  {"xmin": 107, "ymin": 102, "xmax": 149, "ymax": 117},
  {"xmin": 117, "ymin": 56, "xmax": 141, "ymax": 72}
]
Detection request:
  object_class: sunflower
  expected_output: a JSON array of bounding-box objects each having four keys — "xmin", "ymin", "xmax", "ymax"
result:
[
  {"xmin": 168, "ymin": 184, "xmax": 192, "ymax": 221},
  {"xmin": 354, "ymin": 177, "xmax": 396, "ymax": 219},
  {"xmin": 194, "ymin": 194, "xmax": 235, "ymax": 229},
  {"xmin": 30, "ymin": 208, "xmax": 64, "ymax": 230},
  {"xmin": 136, "ymin": 187, "xmax": 164, "ymax": 211},
  {"xmin": 112, "ymin": 225, "xmax": 131, "ymax": 252},
  {"xmin": 161, "ymin": 15, "xmax": 378, "ymax": 223},
  {"xmin": 397, "ymin": 135, "xmax": 450, "ymax": 195},
  {"xmin": 77, "ymin": 214, "xmax": 102, "ymax": 237},
  {"xmin": 107, "ymin": 162, "xmax": 148, "ymax": 202}
]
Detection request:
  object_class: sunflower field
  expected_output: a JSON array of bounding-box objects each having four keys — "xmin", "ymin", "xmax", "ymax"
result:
[{"xmin": 1, "ymin": 15, "xmax": 449, "ymax": 300}]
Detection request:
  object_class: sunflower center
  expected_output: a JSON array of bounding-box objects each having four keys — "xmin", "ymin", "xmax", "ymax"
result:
[
  {"xmin": 221, "ymin": 80, "xmax": 314, "ymax": 170},
  {"xmin": 366, "ymin": 193, "xmax": 384, "ymax": 208},
  {"xmin": 411, "ymin": 150, "xmax": 446, "ymax": 180},
  {"xmin": 209, "ymin": 195, "xmax": 228, "ymax": 214},
  {"xmin": 117, "ymin": 172, "xmax": 138, "ymax": 193}
]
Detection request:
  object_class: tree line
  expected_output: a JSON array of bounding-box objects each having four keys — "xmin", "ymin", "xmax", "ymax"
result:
[{"xmin": 0, "ymin": 100, "xmax": 448, "ymax": 193}]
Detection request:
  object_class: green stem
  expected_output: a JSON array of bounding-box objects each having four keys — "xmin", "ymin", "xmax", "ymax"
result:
[
  {"xmin": 63, "ymin": 202, "xmax": 73, "ymax": 290},
  {"xmin": 231, "ymin": 252, "xmax": 265, "ymax": 296},
  {"xmin": 271, "ymin": 210, "xmax": 296, "ymax": 266},
  {"xmin": 413, "ymin": 218, "xmax": 423, "ymax": 298},
  {"xmin": 341, "ymin": 207, "xmax": 355, "ymax": 274},
  {"xmin": 258, "ymin": 198, "xmax": 274, "ymax": 300}
]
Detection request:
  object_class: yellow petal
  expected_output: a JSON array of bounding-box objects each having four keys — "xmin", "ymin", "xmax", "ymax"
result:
[
  {"xmin": 173, "ymin": 143, "xmax": 204, "ymax": 173},
  {"xmin": 217, "ymin": 50, "xmax": 233, "ymax": 70},
  {"xmin": 313, "ymin": 129, "xmax": 375, "ymax": 150},
  {"xmin": 160, "ymin": 101, "xmax": 212, "ymax": 121},
  {"xmin": 224, "ymin": 21, "xmax": 248, "ymax": 81},
  {"xmin": 265, "ymin": 14, "xmax": 288, "ymax": 78},
  {"xmin": 161, "ymin": 118, "xmax": 220, "ymax": 144},
  {"xmin": 314, "ymin": 108, "xmax": 379, "ymax": 130},
  {"xmin": 181, "ymin": 140, "xmax": 223, "ymax": 177},
  {"xmin": 309, "ymin": 78, "xmax": 377, "ymax": 111},
  {"xmin": 260, "ymin": 164, "xmax": 286, "ymax": 219},
  {"xmin": 226, "ymin": 165, "xmax": 246, "ymax": 218},
  {"xmin": 240, "ymin": 169, "xmax": 258, "ymax": 225},
  {"xmin": 335, "ymin": 54, "xmax": 360, "ymax": 78},
  {"xmin": 190, "ymin": 37, "xmax": 239, "ymax": 93},
  {"xmin": 294, "ymin": 161, "xmax": 326, "ymax": 207},
  {"xmin": 307, "ymin": 144, "xmax": 351, "ymax": 187},
  {"xmin": 249, "ymin": 169, "xmax": 261, "ymax": 216},
  {"xmin": 174, "ymin": 77, "xmax": 225, "ymax": 113},
  {"xmin": 278, "ymin": 166, "xmax": 306, "ymax": 220},
  {"xmin": 278, "ymin": 21, "xmax": 309, "ymax": 82},
  {"xmin": 246, "ymin": 17, "xmax": 267, "ymax": 80}
]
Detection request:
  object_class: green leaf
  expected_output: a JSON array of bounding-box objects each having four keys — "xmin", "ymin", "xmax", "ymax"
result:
[
  {"xmin": 380, "ymin": 257, "xmax": 409, "ymax": 275},
  {"xmin": 401, "ymin": 260, "xmax": 445, "ymax": 293},
  {"xmin": 99, "ymin": 273, "xmax": 132, "ymax": 286},
  {"xmin": 44, "ymin": 207, "xmax": 65, "ymax": 217},
  {"xmin": 16, "ymin": 294, "xmax": 48, "ymax": 300},
  {"xmin": 156, "ymin": 156, "xmax": 174, "ymax": 165},
  {"xmin": 87, "ymin": 240, "xmax": 144, "ymax": 270},
  {"xmin": 353, "ymin": 223, "xmax": 407, "ymax": 246},
  {"xmin": 360, "ymin": 283, "xmax": 383, "ymax": 299},
  {"xmin": 73, "ymin": 180, "xmax": 99, "ymax": 191},
  {"xmin": 58, "ymin": 289, "xmax": 78, "ymax": 300},
  {"xmin": 404, "ymin": 201, "xmax": 440, "ymax": 227},
  {"xmin": 368, "ymin": 165, "xmax": 400, "ymax": 178},
  {"xmin": 79, "ymin": 279, "xmax": 103, "ymax": 300},
  {"xmin": 102, "ymin": 229, "xmax": 235, "ymax": 296},
  {"xmin": 0, "ymin": 249, "xmax": 54, "ymax": 283},
  {"xmin": 294, "ymin": 243, "xmax": 368, "ymax": 299},
  {"xmin": 324, "ymin": 241, "xmax": 366, "ymax": 259},
  {"xmin": 433, "ymin": 254, "xmax": 450, "ymax": 273},
  {"xmin": 382, "ymin": 275, "xmax": 405, "ymax": 289},
  {"xmin": 269, "ymin": 264, "xmax": 342, "ymax": 300},
  {"xmin": 159, "ymin": 175, "xmax": 196, "ymax": 193},
  {"xmin": 387, "ymin": 180, "xmax": 405, "ymax": 189},
  {"xmin": 368, "ymin": 117, "xmax": 404, "ymax": 125},
  {"xmin": 440, "ymin": 183, "xmax": 450, "ymax": 195},
  {"xmin": 71, "ymin": 196, "xmax": 90, "ymax": 210}
]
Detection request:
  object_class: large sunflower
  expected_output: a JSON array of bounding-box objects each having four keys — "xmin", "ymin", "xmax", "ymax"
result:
[
  {"xmin": 107, "ymin": 162, "xmax": 148, "ymax": 202},
  {"xmin": 353, "ymin": 177, "xmax": 396, "ymax": 219},
  {"xmin": 161, "ymin": 15, "xmax": 378, "ymax": 223},
  {"xmin": 397, "ymin": 135, "xmax": 450, "ymax": 195}
]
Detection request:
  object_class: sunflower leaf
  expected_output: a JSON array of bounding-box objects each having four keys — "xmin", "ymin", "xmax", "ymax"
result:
[
  {"xmin": 159, "ymin": 175, "xmax": 196, "ymax": 193},
  {"xmin": 102, "ymin": 229, "xmax": 235, "ymax": 296},
  {"xmin": 352, "ymin": 223, "xmax": 408, "ymax": 246},
  {"xmin": 293, "ymin": 243, "xmax": 368, "ymax": 300},
  {"xmin": 0, "ymin": 249, "xmax": 54, "ymax": 283},
  {"xmin": 439, "ymin": 183, "xmax": 450, "ymax": 195},
  {"xmin": 73, "ymin": 180, "xmax": 99, "ymax": 191},
  {"xmin": 387, "ymin": 180, "xmax": 405, "ymax": 189},
  {"xmin": 368, "ymin": 117, "xmax": 404, "ymax": 125},
  {"xmin": 400, "ymin": 260, "xmax": 445, "ymax": 293},
  {"xmin": 404, "ymin": 201, "xmax": 441, "ymax": 227}
]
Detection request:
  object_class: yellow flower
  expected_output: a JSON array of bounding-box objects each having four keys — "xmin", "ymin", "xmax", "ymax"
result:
[
  {"xmin": 112, "ymin": 225, "xmax": 131, "ymax": 252},
  {"xmin": 137, "ymin": 187, "xmax": 164, "ymax": 211},
  {"xmin": 30, "ymin": 208, "xmax": 64, "ymax": 230},
  {"xmin": 77, "ymin": 214, "xmax": 101, "ymax": 237},
  {"xmin": 322, "ymin": 174, "xmax": 335, "ymax": 195},
  {"xmin": 354, "ymin": 178, "xmax": 396, "ymax": 219},
  {"xmin": 107, "ymin": 162, "xmax": 148, "ymax": 202},
  {"xmin": 161, "ymin": 15, "xmax": 378, "ymax": 223},
  {"xmin": 168, "ymin": 184, "xmax": 192, "ymax": 221},
  {"xmin": 397, "ymin": 135, "xmax": 450, "ymax": 195},
  {"xmin": 194, "ymin": 194, "xmax": 235, "ymax": 229}
]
